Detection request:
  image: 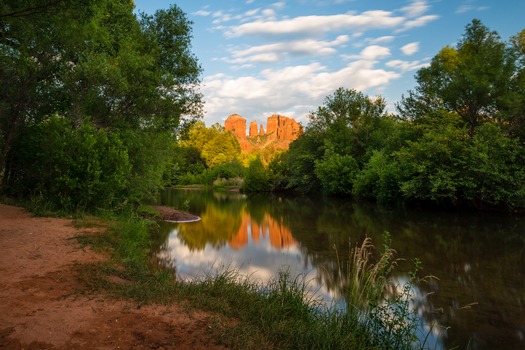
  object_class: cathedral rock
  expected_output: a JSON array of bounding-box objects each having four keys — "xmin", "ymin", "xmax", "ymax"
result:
[{"xmin": 224, "ymin": 114, "xmax": 302, "ymax": 152}]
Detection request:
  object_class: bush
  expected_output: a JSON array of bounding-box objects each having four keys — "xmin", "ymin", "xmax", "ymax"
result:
[
  {"xmin": 5, "ymin": 116, "xmax": 130, "ymax": 211},
  {"xmin": 353, "ymin": 150, "xmax": 403, "ymax": 202},
  {"xmin": 3, "ymin": 115, "xmax": 178, "ymax": 211},
  {"xmin": 315, "ymin": 150, "xmax": 359, "ymax": 195},
  {"xmin": 242, "ymin": 157, "xmax": 270, "ymax": 192}
]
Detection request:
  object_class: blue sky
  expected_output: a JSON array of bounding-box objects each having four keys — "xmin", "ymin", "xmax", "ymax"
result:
[{"xmin": 133, "ymin": 0, "xmax": 525, "ymax": 127}]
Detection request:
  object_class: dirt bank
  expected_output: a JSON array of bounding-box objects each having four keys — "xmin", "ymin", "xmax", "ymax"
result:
[{"xmin": 0, "ymin": 204, "xmax": 228, "ymax": 349}]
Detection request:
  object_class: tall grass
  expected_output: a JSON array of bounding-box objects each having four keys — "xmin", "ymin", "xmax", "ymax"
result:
[{"xmin": 342, "ymin": 234, "xmax": 430, "ymax": 349}]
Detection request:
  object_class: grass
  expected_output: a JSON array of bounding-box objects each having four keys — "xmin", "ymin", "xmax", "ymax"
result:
[{"xmin": 21, "ymin": 202, "xmax": 435, "ymax": 349}]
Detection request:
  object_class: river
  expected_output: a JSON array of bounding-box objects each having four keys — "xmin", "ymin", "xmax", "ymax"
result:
[{"xmin": 152, "ymin": 188, "xmax": 525, "ymax": 350}]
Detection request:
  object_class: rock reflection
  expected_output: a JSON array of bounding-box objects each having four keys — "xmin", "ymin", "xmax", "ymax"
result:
[{"xmin": 230, "ymin": 213, "xmax": 296, "ymax": 250}]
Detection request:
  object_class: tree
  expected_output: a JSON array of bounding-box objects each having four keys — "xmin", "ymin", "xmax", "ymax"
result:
[
  {"xmin": 507, "ymin": 29, "xmax": 525, "ymax": 140},
  {"xmin": 314, "ymin": 151, "xmax": 358, "ymax": 195},
  {"xmin": 398, "ymin": 19, "xmax": 517, "ymax": 137},
  {"xmin": 0, "ymin": 1, "xmax": 204, "ymax": 209},
  {"xmin": 243, "ymin": 157, "xmax": 270, "ymax": 192},
  {"xmin": 308, "ymin": 87, "xmax": 386, "ymax": 159},
  {"xmin": 181, "ymin": 122, "xmax": 241, "ymax": 169}
]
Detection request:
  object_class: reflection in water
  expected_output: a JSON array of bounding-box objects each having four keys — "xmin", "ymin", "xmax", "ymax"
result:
[{"xmin": 153, "ymin": 189, "xmax": 525, "ymax": 350}]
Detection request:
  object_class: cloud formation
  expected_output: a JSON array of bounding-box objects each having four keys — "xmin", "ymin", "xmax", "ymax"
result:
[
  {"xmin": 228, "ymin": 11, "xmax": 405, "ymax": 38},
  {"xmin": 401, "ymin": 42, "xmax": 419, "ymax": 55},
  {"xmin": 228, "ymin": 35, "xmax": 350, "ymax": 63},
  {"xmin": 195, "ymin": 0, "xmax": 439, "ymax": 124},
  {"xmin": 202, "ymin": 60, "xmax": 399, "ymax": 124}
]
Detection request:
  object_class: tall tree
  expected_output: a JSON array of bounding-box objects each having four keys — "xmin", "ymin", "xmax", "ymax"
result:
[
  {"xmin": 0, "ymin": 0, "xmax": 204, "ymax": 207},
  {"xmin": 507, "ymin": 29, "xmax": 525, "ymax": 140},
  {"xmin": 307, "ymin": 87, "xmax": 386, "ymax": 159},
  {"xmin": 398, "ymin": 19, "xmax": 517, "ymax": 137}
]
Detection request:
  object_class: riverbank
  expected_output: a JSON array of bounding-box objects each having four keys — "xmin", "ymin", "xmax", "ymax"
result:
[
  {"xmin": 0, "ymin": 202, "xmax": 426, "ymax": 350},
  {"xmin": 0, "ymin": 203, "xmax": 229, "ymax": 349}
]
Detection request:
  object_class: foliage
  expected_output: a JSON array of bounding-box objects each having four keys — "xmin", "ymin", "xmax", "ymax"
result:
[
  {"xmin": 0, "ymin": 0, "xmax": 203, "ymax": 210},
  {"xmin": 268, "ymin": 20, "xmax": 525, "ymax": 210},
  {"xmin": 315, "ymin": 150, "xmax": 359, "ymax": 195},
  {"xmin": 242, "ymin": 157, "xmax": 270, "ymax": 192},
  {"xmin": 178, "ymin": 121, "xmax": 242, "ymax": 176},
  {"xmin": 395, "ymin": 116, "xmax": 525, "ymax": 208},
  {"xmin": 308, "ymin": 87, "xmax": 387, "ymax": 161},
  {"xmin": 119, "ymin": 128, "xmax": 177, "ymax": 203},
  {"xmin": 342, "ymin": 235, "xmax": 427, "ymax": 350},
  {"xmin": 353, "ymin": 150, "xmax": 403, "ymax": 203},
  {"xmin": 273, "ymin": 133, "xmax": 324, "ymax": 192},
  {"xmin": 4, "ymin": 116, "xmax": 130, "ymax": 211},
  {"xmin": 397, "ymin": 19, "xmax": 517, "ymax": 137}
]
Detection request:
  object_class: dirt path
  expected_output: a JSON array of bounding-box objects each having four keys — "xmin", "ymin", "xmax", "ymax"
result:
[{"xmin": 0, "ymin": 204, "xmax": 228, "ymax": 349}]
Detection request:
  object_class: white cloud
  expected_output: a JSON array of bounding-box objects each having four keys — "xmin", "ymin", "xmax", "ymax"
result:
[
  {"xmin": 360, "ymin": 45, "xmax": 391, "ymax": 60},
  {"xmin": 397, "ymin": 15, "xmax": 439, "ymax": 32},
  {"xmin": 245, "ymin": 8, "xmax": 260, "ymax": 16},
  {"xmin": 262, "ymin": 8, "xmax": 276, "ymax": 17},
  {"xmin": 228, "ymin": 35, "xmax": 349, "ymax": 63},
  {"xmin": 455, "ymin": 5, "xmax": 489, "ymax": 14},
  {"xmin": 401, "ymin": 42, "xmax": 419, "ymax": 55},
  {"xmin": 342, "ymin": 45, "xmax": 390, "ymax": 61},
  {"xmin": 230, "ymin": 52, "xmax": 281, "ymax": 64},
  {"xmin": 193, "ymin": 10, "xmax": 211, "ymax": 16},
  {"xmin": 386, "ymin": 59, "xmax": 429, "ymax": 72},
  {"xmin": 202, "ymin": 61, "xmax": 399, "ymax": 125},
  {"xmin": 367, "ymin": 36, "xmax": 395, "ymax": 44},
  {"xmin": 227, "ymin": 11, "xmax": 404, "ymax": 38},
  {"xmin": 401, "ymin": 0, "xmax": 430, "ymax": 18}
]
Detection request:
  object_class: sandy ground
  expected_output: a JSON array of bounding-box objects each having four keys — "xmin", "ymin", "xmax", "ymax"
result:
[{"xmin": 0, "ymin": 204, "xmax": 229, "ymax": 349}]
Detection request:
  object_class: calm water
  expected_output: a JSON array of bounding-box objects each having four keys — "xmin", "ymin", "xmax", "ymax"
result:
[{"xmin": 152, "ymin": 189, "xmax": 525, "ymax": 350}]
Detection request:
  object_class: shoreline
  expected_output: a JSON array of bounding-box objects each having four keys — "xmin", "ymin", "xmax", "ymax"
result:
[{"xmin": 0, "ymin": 203, "xmax": 227, "ymax": 349}]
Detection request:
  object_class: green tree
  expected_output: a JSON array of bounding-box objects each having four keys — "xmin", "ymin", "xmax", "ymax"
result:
[
  {"xmin": 0, "ymin": 1, "xmax": 203, "ymax": 209},
  {"xmin": 308, "ymin": 87, "xmax": 387, "ymax": 160},
  {"xmin": 353, "ymin": 150, "xmax": 403, "ymax": 203},
  {"xmin": 314, "ymin": 151, "xmax": 359, "ymax": 195},
  {"xmin": 4, "ymin": 116, "xmax": 131, "ymax": 210},
  {"xmin": 201, "ymin": 128, "xmax": 241, "ymax": 168},
  {"xmin": 243, "ymin": 157, "xmax": 270, "ymax": 192},
  {"xmin": 398, "ymin": 19, "xmax": 517, "ymax": 137},
  {"xmin": 507, "ymin": 28, "xmax": 525, "ymax": 140},
  {"xmin": 181, "ymin": 122, "xmax": 241, "ymax": 169}
]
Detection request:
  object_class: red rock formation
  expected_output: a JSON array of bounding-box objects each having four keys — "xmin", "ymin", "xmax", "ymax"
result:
[
  {"xmin": 224, "ymin": 114, "xmax": 246, "ymax": 139},
  {"xmin": 224, "ymin": 113, "xmax": 302, "ymax": 152},
  {"xmin": 266, "ymin": 114, "xmax": 280, "ymax": 135},
  {"xmin": 279, "ymin": 117, "xmax": 301, "ymax": 140},
  {"xmin": 249, "ymin": 121, "xmax": 258, "ymax": 137},
  {"xmin": 265, "ymin": 114, "xmax": 302, "ymax": 146}
]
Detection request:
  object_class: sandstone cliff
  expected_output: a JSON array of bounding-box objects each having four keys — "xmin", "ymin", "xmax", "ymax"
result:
[
  {"xmin": 249, "ymin": 121, "xmax": 258, "ymax": 137},
  {"xmin": 224, "ymin": 114, "xmax": 246, "ymax": 139},
  {"xmin": 224, "ymin": 114, "xmax": 302, "ymax": 152}
]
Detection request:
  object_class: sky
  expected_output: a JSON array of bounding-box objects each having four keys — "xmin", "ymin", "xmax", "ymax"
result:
[{"xmin": 133, "ymin": 0, "xmax": 525, "ymax": 127}]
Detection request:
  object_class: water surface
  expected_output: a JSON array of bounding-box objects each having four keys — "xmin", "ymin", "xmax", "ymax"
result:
[{"xmin": 153, "ymin": 189, "xmax": 525, "ymax": 350}]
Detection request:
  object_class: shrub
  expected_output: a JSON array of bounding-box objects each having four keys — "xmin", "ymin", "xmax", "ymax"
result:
[{"xmin": 5, "ymin": 116, "xmax": 130, "ymax": 211}]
